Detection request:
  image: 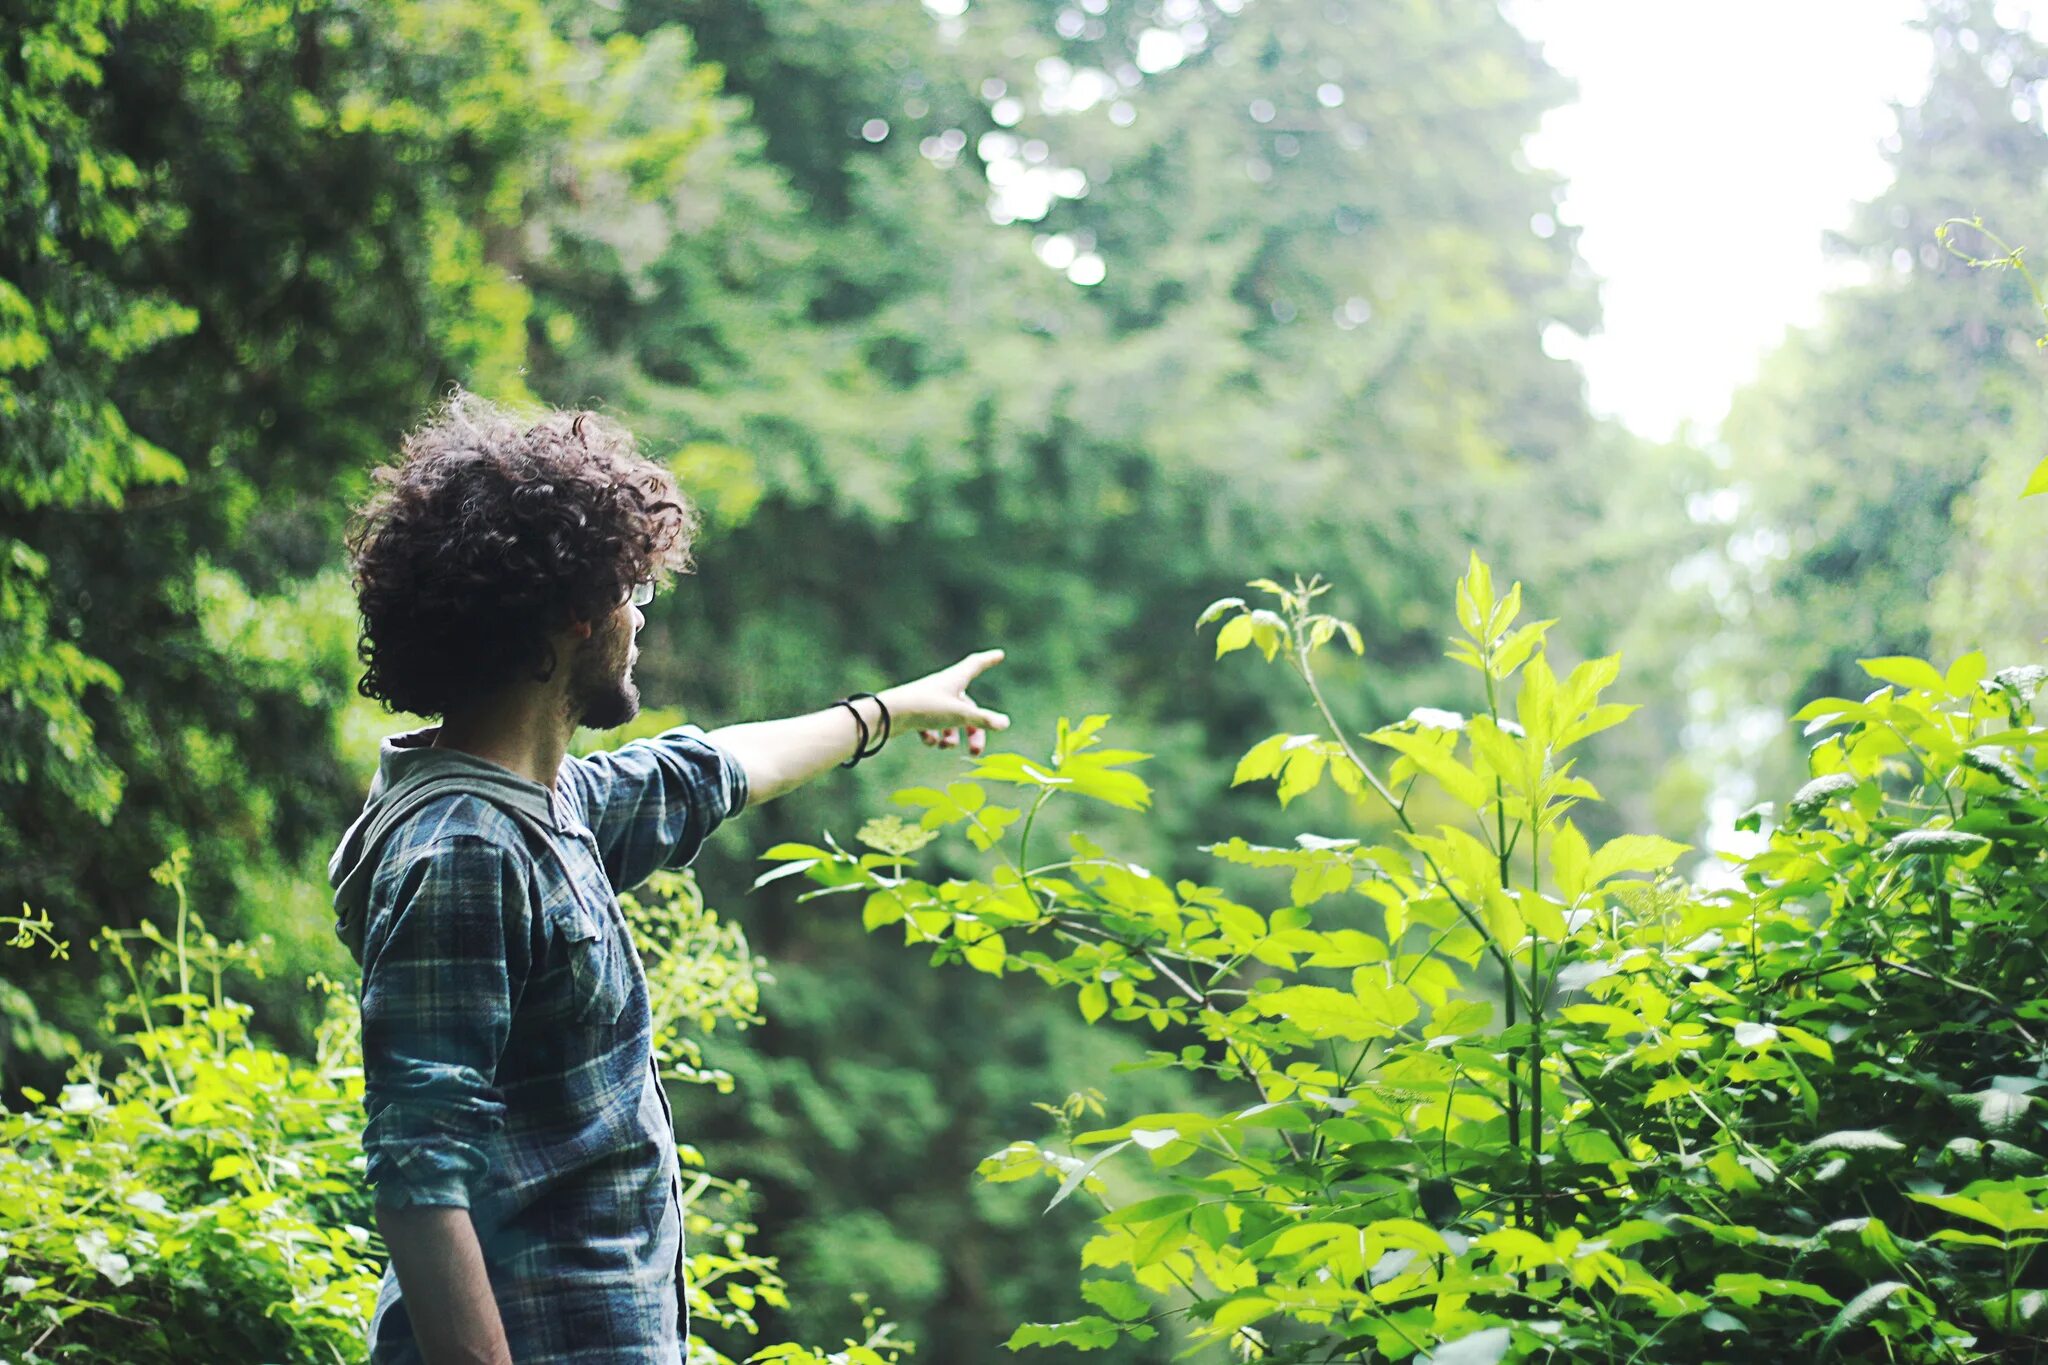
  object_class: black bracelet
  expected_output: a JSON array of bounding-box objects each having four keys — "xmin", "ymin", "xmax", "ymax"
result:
[
  {"xmin": 833, "ymin": 698, "xmax": 869, "ymax": 768},
  {"xmin": 841, "ymin": 692, "xmax": 891, "ymax": 764}
]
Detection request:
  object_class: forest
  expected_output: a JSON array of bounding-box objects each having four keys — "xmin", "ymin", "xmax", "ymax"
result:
[{"xmin": 4, "ymin": 0, "xmax": 2048, "ymax": 1360}]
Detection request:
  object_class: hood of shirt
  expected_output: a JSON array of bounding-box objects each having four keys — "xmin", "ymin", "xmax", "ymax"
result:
[{"xmin": 327, "ymin": 727, "xmax": 565, "ymax": 965}]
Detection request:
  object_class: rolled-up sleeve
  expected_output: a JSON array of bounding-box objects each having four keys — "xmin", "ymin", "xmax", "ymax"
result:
[
  {"xmin": 358, "ymin": 836, "xmax": 528, "ymax": 1209},
  {"xmin": 563, "ymin": 724, "xmax": 748, "ymax": 892}
]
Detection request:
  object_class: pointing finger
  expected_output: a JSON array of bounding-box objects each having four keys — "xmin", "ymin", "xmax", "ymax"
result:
[{"xmin": 959, "ymin": 648, "xmax": 1006, "ymax": 679}]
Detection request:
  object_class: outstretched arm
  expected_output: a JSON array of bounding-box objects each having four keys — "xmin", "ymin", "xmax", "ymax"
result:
[{"xmin": 707, "ymin": 649, "xmax": 1010, "ymax": 806}]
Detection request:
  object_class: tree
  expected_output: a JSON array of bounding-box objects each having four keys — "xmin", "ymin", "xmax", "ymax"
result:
[
  {"xmin": 1722, "ymin": 0, "xmax": 2048, "ymax": 735},
  {"xmin": 0, "ymin": 0, "xmax": 735, "ymax": 1065}
]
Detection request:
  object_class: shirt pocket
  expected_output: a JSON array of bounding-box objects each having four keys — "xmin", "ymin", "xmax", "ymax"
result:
[{"xmin": 551, "ymin": 897, "xmax": 632, "ymax": 1028}]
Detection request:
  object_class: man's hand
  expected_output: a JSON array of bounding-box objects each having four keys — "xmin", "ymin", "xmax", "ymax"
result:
[
  {"xmin": 882, "ymin": 649, "xmax": 1011, "ymax": 757},
  {"xmin": 706, "ymin": 650, "xmax": 1012, "ymax": 803}
]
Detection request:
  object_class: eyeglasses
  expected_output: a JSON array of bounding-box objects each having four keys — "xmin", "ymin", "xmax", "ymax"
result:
[{"xmin": 627, "ymin": 581, "xmax": 655, "ymax": 609}]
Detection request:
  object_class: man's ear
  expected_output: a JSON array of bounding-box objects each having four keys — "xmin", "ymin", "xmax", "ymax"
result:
[{"xmin": 567, "ymin": 618, "xmax": 594, "ymax": 641}]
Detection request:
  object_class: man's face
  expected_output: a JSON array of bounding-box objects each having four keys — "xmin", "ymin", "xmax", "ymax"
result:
[{"xmin": 568, "ymin": 598, "xmax": 643, "ymax": 730}]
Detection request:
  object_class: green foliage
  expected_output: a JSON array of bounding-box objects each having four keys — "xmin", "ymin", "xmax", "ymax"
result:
[
  {"xmin": 0, "ymin": 0, "xmax": 767, "ymax": 1065},
  {"xmin": 0, "ymin": 0, "xmax": 187, "ymax": 823},
  {"xmin": 0, "ymin": 855, "xmax": 905, "ymax": 1364},
  {"xmin": 776, "ymin": 555, "xmax": 2048, "ymax": 1361},
  {"xmin": 0, "ymin": 853, "xmax": 375, "ymax": 1362}
]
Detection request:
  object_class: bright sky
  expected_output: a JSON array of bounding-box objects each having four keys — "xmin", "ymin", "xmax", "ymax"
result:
[{"xmin": 1504, "ymin": 0, "xmax": 1934, "ymax": 441}]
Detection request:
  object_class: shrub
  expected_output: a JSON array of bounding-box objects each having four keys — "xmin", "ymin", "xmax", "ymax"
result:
[
  {"xmin": 0, "ymin": 859, "xmax": 906, "ymax": 1364},
  {"xmin": 0, "ymin": 851, "xmax": 376, "ymax": 1362},
  {"xmin": 770, "ymin": 561, "xmax": 2048, "ymax": 1361}
]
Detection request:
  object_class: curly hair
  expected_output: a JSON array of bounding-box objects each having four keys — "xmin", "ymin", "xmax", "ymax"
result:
[{"xmin": 346, "ymin": 390, "xmax": 698, "ymax": 717}]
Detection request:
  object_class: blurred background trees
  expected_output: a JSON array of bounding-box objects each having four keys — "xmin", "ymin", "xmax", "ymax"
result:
[
  {"xmin": 2, "ymin": 0, "xmax": 2041, "ymax": 1358},
  {"xmin": 1716, "ymin": 2, "xmax": 2047, "ymax": 729}
]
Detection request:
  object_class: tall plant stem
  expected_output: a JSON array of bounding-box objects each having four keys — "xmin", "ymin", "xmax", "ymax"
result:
[
  {"xmin": 1486, "ymin": 670, "xmax": 1525, "ymax": 1231},
  {"xmin": 1292, "ymin": 645, "xmax": 1540, "ymax": 1018},
  {"xmin": 1290, "ymin": 634, "xmax": 1634, "ymax": 1162},
  {"xmin": 172, "ymin": 869, "xmax": 192, "ymax": 1029},
  {"xmin": 1015, "ymin": 788, "xmax": 1056, "ymax": 901},
  {"xmin": 1527, "ymin": 825, "xmax": 1546, "ymax": 1234}
]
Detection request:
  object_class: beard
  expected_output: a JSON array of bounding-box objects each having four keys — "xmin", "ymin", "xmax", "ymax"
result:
[{"xmin": 568, "ymin": 614, "xmax": 641, "ymax": 731}]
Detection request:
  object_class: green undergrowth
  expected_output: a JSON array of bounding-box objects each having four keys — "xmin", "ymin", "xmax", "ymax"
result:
[
  {"xmin": 768, "ymin": 560, "xmax": 2048, "ymax": 1362},
  {"xmin": 0, "ymin": 863, "xmax": 907, "ymax": 1365}
]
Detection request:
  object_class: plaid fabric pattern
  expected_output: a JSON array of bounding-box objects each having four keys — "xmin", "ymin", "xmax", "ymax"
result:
[{"xmin": 352, "ymin": 726, "xmax": 747, "ymax": 1365}]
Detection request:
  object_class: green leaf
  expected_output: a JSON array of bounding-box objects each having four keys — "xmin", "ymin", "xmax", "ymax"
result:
[
  {"xmin": 1819, "ymin": 1282, "xmax": 1915, "ymax": 1357},
  {"xmin": 894, "ymin": 785, "xmax": 976, "ymax": 828},
  {"xmin": 1927, "ymin": 1227, "xmax": 2021, "ymax": 1249},
  {"xmin": 1209, "ymin": 1296, "xmax": 1277, "ymax": 1335},
  {"xmin": 1423, "ymin": 1327, "xmax": 1510, "ymax": 1365},
  {"xmin": 1881, "ymin": 829, "xmax": 1990, "ymax": 858},
  {"xmin": 1196, "ymin": 596, "xmax": 1245, "ymax": 627},
  {"xmin": 1788, "ymin": 773, "xmax": 1857, "ymax": 821},
  {"xmin": 1053, "ymin": 747, "xmax": 1155, "ymax": 811},
  {"xmin": 1246, "ymin": 608, "xmax": 1288, "ymax": 660},
  {"xmin": 1214, "ymin": 614, "xmax": 1255, "ymax": 658},
  {"xmin": 1079, "ymin": 1278, "xmax": 1149, "ymax": 1322},
  {"xmin": 1045, "ymin": 1140, "xmax": 1130, "ymax": 1212},
  {"xmin": 1939, "ymin": 1136, "xmax": 2039, "ymax": 1175},
  {"xmin": 862, "ymin": 889, "xmax": 909, "ymax": 930},
  {"xmin": 1953, "ymin": 1088, "xmax": 2035, "ymax": 1137},
  {"xmin": 1456, "ymin": 552, "xmax": 1495, "ymax": 638},
  {"xmin": 752, "ymin": 858, "xmax": 819, "ymax": 890},
  {"xmin": 759, "ymin": 842, "xmax": 831, "ymax": 861},
  {"xmin": 1482, "ymin": 885, "xmax": 1523, "ymax": 945},
  {"xmin": 2023, "ymin": 453, "xmax": 2048, "ymax": 498},
  {"xmin": 1254, "ymin": 983, "xmax": 1407, "ymax": 1040},
  {"xmin": 1796, "ymin": 1130, "xmax": 1904, "ymax": 1159},
  {"xmin": 1551, "ymin": 820, "xmax": 1590, "ymax": 902},
  {"xmin": 1368, "ymin": 727, "xmax": 1487, "ymax": 809},
  {"xmin": 1006, "ymin": 1317, "xmax": 1120, "ymax": 1351},
  {"xmin": 1277, "ymin": 746, "xmax": 1328, "ymax": 807},
  {"xmin": 1587, "ymin": 834, "xmax": 1690, "ymax": 885},
  {"xmin": 1946, "ymin": 650, "xmax": 1988, "ymax": 695},
  {"xmin": 1712, "ymin": 1273, "xmax": 1840, "ymax": 1307},
  {"xmin": 1232, "ymin": 733, "xmax": 1292, "ymax": 785},
  {"xmin": 1961, "ymin": 746, "xmax": 2027, "ymax": 788},
  {"xmin": 1099, "ymin": 1193, "xmax": 1200, "ymax": 1225},
  {"xmin": 1515, "ymin": 653, "xmax": 1559, "ymax": 745},
  {"xmin": 963, "ymin": 804, "xmax": 1022, "ymax": 851},
  {"xmin": 1492, "ymin": 580, "xmax": 1522, "ymax": 636},
  {"xmin": 1270, "ymin": 1222, "xmax": 1355, "ymax": 1258},
  {"xmin": 1492, "ymin": 620, "xmax": 1552, "ymax": 678},
  {"xmin": 1858, "ymin": 656, "xmax": 1948, "ymax": 694},
  {"xmin": 969, "ymin": 754, "xmax": 1072, "ymax": 790},
  {"xmin": 959, "ymin": 927, "xmax": 1006, "ymax": 975},
  {"xmin": 1521, "ymin": 891, "xmax": 1567, "ymax": 941},
  {"xmin": 1352, "ymin": 968, "xmax": 1421, "ymax": 1030}
]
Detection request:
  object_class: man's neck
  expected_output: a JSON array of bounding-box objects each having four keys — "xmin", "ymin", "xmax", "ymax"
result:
[{"xmin": 432, "ymin": 686, "xmax": 577, "ymax": 788}]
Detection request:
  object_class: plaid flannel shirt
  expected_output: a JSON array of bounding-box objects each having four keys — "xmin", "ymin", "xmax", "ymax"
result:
[{"xmin": 350, "ymin": 725, "xmax": 747, "ymax": 1365}]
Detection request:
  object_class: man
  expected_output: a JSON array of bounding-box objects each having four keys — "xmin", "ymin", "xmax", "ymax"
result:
[{"xmin": 327, "ymin": 391, "xmax": 1007, "ymax": 1365}]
